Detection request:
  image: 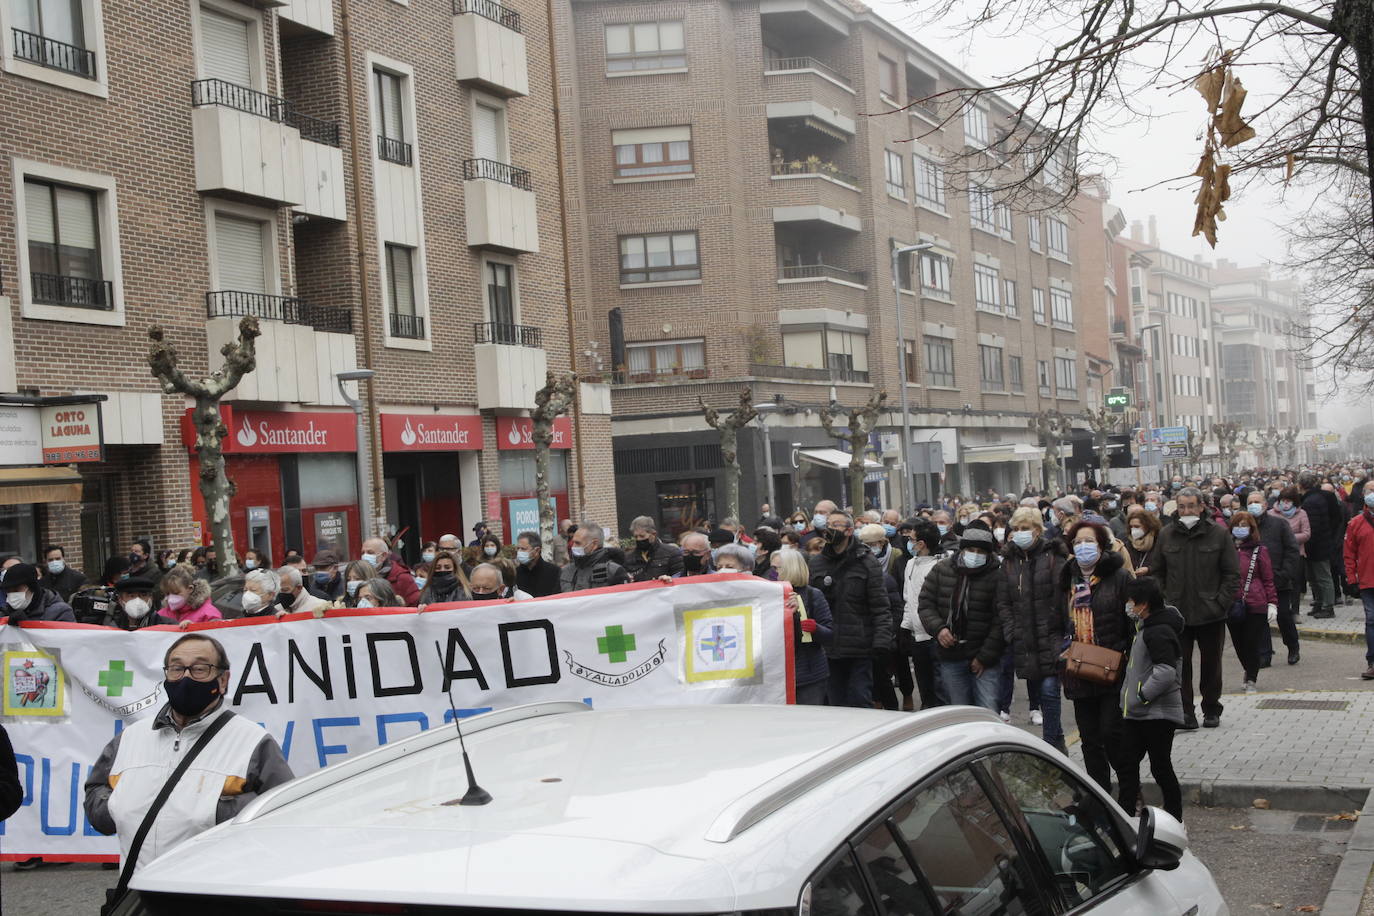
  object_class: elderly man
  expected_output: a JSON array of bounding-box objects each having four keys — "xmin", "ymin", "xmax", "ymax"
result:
[
  {"xmin": 98, "ymin": 574, "xmax": 174, "ymax": 630},
  {"xmin": 467, "ymin": 563, "xmax": 530, "ymax": 600},
  {"xmin": 514, "ymin": 532, "xmax": 561, "ymax": 597},
  {"xmin": 800, "ymin": 499, "xmax": 839, "ymax": 546},
  {"xmin": 84, "ymin": 634, "xmax": 293, "ymax": 874},
  {"xmin": 625, "ymin": 517, "xmax": 684, "ymax": 581},
  {"xmin": 307, "ymin": 548, "xmax": 344, "ymax": 602},
  {"xmin": 676, "ymin": 532, "xmax": 715, "ymax": 577},
  {"xmin": 1153, "ymin": 485, "xmax": 1239, "ymax": 729},
  {"xmin": 360, "ymin": 537, "xmax": 420, "ymax": 607},
  {"xmin": 275, "ymin": 565, "xmax": 329, "ymax": 617},
  {"xmin": 559, "ymin": 522, "xmax": 631, "ymax": 592},
  {"xmin": 930, "ymin": 509, "xmax": 959, "ymax": 555},
  {"xmin": 437, "ymin": 533, "xmax": 462, "ymax": 554},
  {"xmin": 0, "ymin": 563, "xmax": 74, "ymax": 622}
]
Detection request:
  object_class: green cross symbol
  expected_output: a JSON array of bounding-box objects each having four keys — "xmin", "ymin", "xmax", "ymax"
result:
[
  {"xmin": 597, "ymin": 625, "xmax": 636, "ymax": 664},
  {"xmin": 98, "ymin": 660, "xmax": 134, "ymax": 697}
]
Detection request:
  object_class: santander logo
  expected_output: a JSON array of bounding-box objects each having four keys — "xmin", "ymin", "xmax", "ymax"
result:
[
  {"xmin": 507, "ymin": 423, "xmax": 524, "ymax": 446},
  {"xmin": 236, "ymin": 422, "xmax": 258, "ymax": 448},
  {"xmin": 400, "ymin": 418, "xmax": 418, "ymax": 447}
]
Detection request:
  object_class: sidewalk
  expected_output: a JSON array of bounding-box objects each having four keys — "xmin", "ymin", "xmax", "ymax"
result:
[{"xmin": 1287, "ymin": 599, "xmax": 1369, "ymax": 646}]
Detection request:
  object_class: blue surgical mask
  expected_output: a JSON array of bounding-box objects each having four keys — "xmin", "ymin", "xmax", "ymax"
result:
[
  {"xmin": 882, "ymin": 524, "xmax": 897, "ymax": 537},
  {"xmin": 422, "ymin": 551, "xmax": 436, "ymax": 564},
  {"xmin": 1073, "ymin": 542, "xmax": 1100, "ymax": 566},
  {"xmin": 516, "ymin": 550, "xmax": 531, "ymax": 564},
  {"xmin": 1222, "ymin": 508, "xmax": 1233, "ymax": 518},
  {"xmin": 413, "ymin": 577, "xmax": 427, "ymax": 591},
  {"xmin": 244, "ymin": 559, "xmax": 257, "ymax": 571},
  {"xmin": 346, "ymin": 579, "xmax": 362, "ymax": 596},
  {"xmin": 1247, "ymin": 504, "xmax": 1265, "ymax": 516},
  {"xmin": 46, "ymin": 559, "xmax": 65, "ymax": 575},
  {"xmin": 571, "ymin": 546, "xmax": 586, "ymax": 558},
  {"xmin": 313, "ymin": 571, "xmax": 333, "ymax": 585},
  {"xmin": 1364, "ymin": 492, "xmax": 1374, "ymax": 509},
  {"xmin": 793, "ymin": 522, "xmax": 805, "ymax": 533},
  {"xmin": 869, "ymin": 543, "xmax": 884, "ymax": 557},
  {"xmin": 355, "ymin": 598, "xmax": 373, "ymax": 609},
  {"xmin": 360, "ymin": 553, "xmax": 379, "ymax": 568},
  {"xmin": 962, "ymin": 550, "xmax": 987, "ymax": 569},
  {"xmin": 1144, "ymin": 501, "xmax": 1158, "ymax": 512},
  {"xmin": 484, "ymin": 545, "xmax": 498, "ymax": 557},
  {"xmin": 812, "ymin": 514, "xmax": 827, "ymax": 530},
  {"xmin": 1232, "ymin": 526, "xmax": 1250, "ymax": 540},
  {"xmin": 907, "ymin": 540, "xmax": 918, "ymax": 555},
  {"xmin": 1011, "ymin": 530, "xmax": 1035, "ymax": 550},
  {"xmin": 937, "ymin": 524, "xmax": 950, "ymax": 537}
]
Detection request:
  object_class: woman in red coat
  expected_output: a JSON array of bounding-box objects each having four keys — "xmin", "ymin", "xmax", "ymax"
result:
[{"xmin": 1228, "ymin": 511, "xmax": 1278, "ymax": 694}]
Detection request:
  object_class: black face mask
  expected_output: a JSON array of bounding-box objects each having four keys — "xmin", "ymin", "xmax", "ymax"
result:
[
  {"xmin": 635, "ymin": 538, "xmax": 654, "ymax": 554},
  {"xmin": 469, "ymin": 590, "xmax": 499, "ymax": 601},
  {"xmin": 164, "ymin": 675, "xmax": 222, "ymax": 717},
  {"xmin": 818, "ymin": 527, "xmax": 837, "ymax": 543},
  {"xmin": 275, "ymin": 592, "xmax": 293, "ymax": 609},
  {"xmin": 432, "ymin": 571, "xmax": 458, "ymax": 590},
  {"xmin": 683, "ymin": 553, "xmax": 704, "ymax": 572}
]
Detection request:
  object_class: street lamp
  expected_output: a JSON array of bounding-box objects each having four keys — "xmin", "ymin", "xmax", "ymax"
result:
[
  {"xmin": 891, "ymin": 241, "xmax": 935, "ymax": 512},
  {"xmin": 755, "ymin": 399, "xmax": 783, "ymax": 513},
  {"xmin": 337, "ymin": 368, "xmax": 376, "ymax": 541},
  {"xmin": 1136, "ymin": 323, "xmax": 1162, "ymax": 483}
]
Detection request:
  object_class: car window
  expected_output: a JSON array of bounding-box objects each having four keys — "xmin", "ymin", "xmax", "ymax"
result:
[
  {"xmin": 810, "ymin": 849, "xmax": 879, "ymax": 916},
  {"xmin": 982, "ymin": 751, "xmax": 1132, "ymax": 907},
  {"xmin": 889, "ymin": 766, "xmax": 1042, "ymax": 915},
  {"xmin": 853, "ymin": 821, "xmax": 937, "ymax": 916}
]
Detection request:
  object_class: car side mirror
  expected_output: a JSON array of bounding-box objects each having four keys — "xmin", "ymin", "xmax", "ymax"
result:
[{"xmin": 1135, "ymin": 806, "xmax": 1187, "ymax": 871}]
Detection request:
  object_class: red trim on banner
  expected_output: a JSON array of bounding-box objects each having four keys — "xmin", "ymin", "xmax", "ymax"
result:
[
  {"xmin": 0, "ymin": 853, "xmax": 118, "ymax": 863},
  {"xmin": 782, "ymin": 582, "xmax": 796, "ymax": 705}
]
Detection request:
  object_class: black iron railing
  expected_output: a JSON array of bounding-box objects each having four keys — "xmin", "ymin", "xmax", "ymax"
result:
[
  {"xmin": 191, "ymin": 79, "xmax": 341, "ymax": 147},
  {"xmin": 779, "ymin": 263, "xmax": 867, "ymax": 285},
  {"xmin": 763, "ymin": 55, "xmax": 848, "ymax": 87},
  {"xmin": 834, "ymin": 368, "xmax": 870, "ymax": 383},
  {"xmin": 462, "ymin": 158, "xmax": 533, "ymax": 191},
  {"xmin": 748, "ymin": 363, "xmax": 869, "ymax": 384},
  {"xmin": 205, "ymin": 290, "xmax": 352, "ymax": 334},
  {"xmin": 286, "ymin": 109, "xmax": 341, "ymax": 147},
  {"xmin": 474, "ymin": 321, "xmax": 542, "ymax": 347},
  {"xmin": 32, "ymin": 272, "xmax": 112, "ymax": 310},
  {"xmin": 378, "ymin": 134, "xmax": 413, "ymax": 166},
  {"xmin": 452, "ymin": 0, "xmax": 521, "ymax": 32},
  {"xmin": 390, "ymin": 312, "xmax": 426, "ymax": 339},
  {"xmin": 12, "ymin": 28, "xmax": 95, "ymax": 77}
]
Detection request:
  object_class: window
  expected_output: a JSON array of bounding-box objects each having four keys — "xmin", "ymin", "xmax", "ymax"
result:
[
  {"xmin": 983, "ymin": 751, "xmax": 1132, "ymax": 909},
  {"xmin": 1045, "ymin": 149, "xmax": 1069, "ymax": 192},
  {"xmin": 485, "ymin": 261, "xmax": 514, "ymax": 325},
  {"xmin": 994, "ymin": 202, "xmax": 1013, "ymax": 237},
  {"xmin": 11, "ymin": 0, "xmax": 94, "ymax": 77},
  {"xmin": 1046, "ymin": 217, "xmax": 1069, "ymax": 259},
  {"xmin": 878, "ymin": 55, "xmax": 898, "ymax": 99},
  {"xmin": 472, "ymin": 99, "xmax": 507, "ymax": 163},
  {"xmin": 896, "ymin": 249, "xmax": 914, "ymax": 291},
  {"xmin": 605, "ymin": 21, "xmax": 685, "ymax": 72},
  {"xmin": 1055, "ymin": 356, "xmax": 1078, "ymax": 395},
  {"xmin": 914, "ymin": 156, "xmax": 945, "ymax": 209},
  {"xmin": 1009, "ymin": 355, "xmax": 1023, "ymax": 392},
  {"xmin": 853, "ymin": 821, "xmax": 937, "ymax": 916},
  {"xmin": 613, "ymin": 126, "xmax": 692, "ymax": 178},
  {"xmin": 968, "ymin": 187, "xmax": 996, "ymax": 233},
  {"xmin": 374, "ymin": 69, "xmax": 411, "ymax": 165},
  {"xmin": 904, "ymin": 339, "xmax": 918, "ymax": 383},
  {"xmin": 1032, "ymin": 288, "xmax": 1046, "ymax": 324},
  {"xmin": 907, "ymin": 67, "xmax": 937, "ymax": 113},
  {"xmin": 826, "ymin": 330, "xmax": 869, "ymax": 378},
  {"xmin": 385, "ymin": 243, "xmax": 423, "ymax": 339},
  {"xmin": 924, "ymin": 336, "xmax": 954, "ymax": 387},
  {"xmin": 1050, "ymin": 288, "xmax": 1073, "ymax": 326},
  {"xmin": 619, "ymin": 231, "xmax": 700, "ymax": 284},
  {"xmin": 810, "ymin": 849, "xmax": 880, "ymax": 916},
  {"xmin": 626, "ymin": 339, "xmax": 705, "ymax": 377},
  {"xmin": 214, "ymin": 212, "xmax": 268, "ymax": 293},
  {"xmin": 920, "ymin": 250, "xmax": 951, "ymax": 297},
  {"xmin": 1037, "ymin": 359, "xmax": 1051, "ymax": 395},
  {"xmin": 1002, "ymin": 278, "xmax": 1018, "ymax": 318},
  {"xmin": 963, "ymin": 105, "xmax": 989, "ymax": 147},
  {"xmin": 24, "ymin": 179, "xmax": 106, "ymax": 308},
  {"xmin": 199, "ymin": 6, "xmax": 252, "ymax": 87},
  {"xmin": 973, "ymin": 264, "xmax": 1001, "ymax": 313},
  {"xmin": 1027, "ymin": 215, "xmax": 1042, "ymax": 251},
  {"xmin": 980, "ymin": 344, "xmax": 1004, "ymax": 390},
  {"xmin": 884, "ymin": 150, "xmax": 905, "ymax": 199}
]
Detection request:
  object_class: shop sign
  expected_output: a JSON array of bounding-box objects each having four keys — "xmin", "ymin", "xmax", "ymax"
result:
[
  {"xmin": 181, "ymin": 407, "xmax": 356, "ymax": 454},
  {"xmin": 495, "ymin": 416, "xmax": 572, "ymax": 451},
  {"xmin": 380, "ymin": 413, "xmax": 482, "ymax": 452},
  {"xmin": 0, "ymin": 406, "xmax": 42, "ymax": 467},
  {"xmin": 39, "ymin": 404, "xmax": 103, "ymax": 464}
]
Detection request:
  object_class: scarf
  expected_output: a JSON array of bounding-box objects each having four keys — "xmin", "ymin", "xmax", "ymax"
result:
[{"xmin": 1129, "ymin": 530, "xmax": 1155, "ymax": 553}]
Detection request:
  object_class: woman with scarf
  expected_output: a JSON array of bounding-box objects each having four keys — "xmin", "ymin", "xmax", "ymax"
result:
[
  {"xmin": 1124, "ymin": 507, "xmax": 1162, "ymax": 576},
  {"xmin": 1057, "ymin": 520, "xmax": 1133, "ymax": 794},
  {"xmin": 418, "ymin": 551, "xmax": 470, "ymax": 606}
]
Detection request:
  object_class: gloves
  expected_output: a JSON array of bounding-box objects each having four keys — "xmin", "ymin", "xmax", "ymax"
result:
[
  {"xmin": 1345, "ymin": 581, "xmax": 1362, "ymax": 598},
  {"xmin": 799, "ymin": 618, "xmax": 818, "ymax": 633},
  {"xmin": 1266, "ymin": 603, "xmax": 1278, "ymax": 624}
]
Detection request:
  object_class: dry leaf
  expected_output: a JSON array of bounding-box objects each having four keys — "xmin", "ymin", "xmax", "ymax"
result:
[
  {"xmin": 1327, "ymin": 811, "xmax": 1360, "ymax": 821},
  {"xmin": 1285, "ymin": 153, "xmax": 1296, "ymax": 184},
  {"xmin": 1253, "ymin": 798, "xmax": 1270, "ymax": 809},
  {"xmin": 1216, "ymin": 73, "xmax": 1256, "ymax": 147},
  {"xmin": 1297, "ymin": 906, "xmax": 1320, "ymax": 912},
  {"xmin": 1195, "ymin": 68, "xmax": 1224, "ymax": 111}
]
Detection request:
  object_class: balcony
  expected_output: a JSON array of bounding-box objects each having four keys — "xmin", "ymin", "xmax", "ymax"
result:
[
  {"xmin": 31, "ymin": 272, "xmax": 112, "ymax": 310},
  {"xmin": 377, "ymin": 135, "xmax": 412, "ymax": 166},
  {"xmin": 389, "ymin": 312, "xmax": 426, "ymax": 340},
  {"xmin": 772, "ymin": 203, "xmax": 859, "ymax": 234},
  {"xmin": 621, "ymin": 366, "xmax": 709, "ymax": 384},
  {"xmin": 464, "ymin": 158, "xmax": 539, "ymax": 253},
  {"xmin": 770, "ymin": 156, "xmax": 859, "ymax": 189},
  {"xmin": 763, "ymin": 55, "xmax": 849, "ymax": 90},
  {"xmin": 204, "ymin": 292, "xmax": 357, "ymax": 405},
  {"xmin": 453, "ymin": 0, "xmax": 528, "ymax": 98},
  {"xmin": 474, "ymin": 323, "xmax": 547, "ymax": 410},
  {"xmin": 191, "ymin": 79, "xmax": 315, "ymax": 205},
  {"xmin": 12, "ymin": 28, "xmax": 94, "ymax": 78},
  {"xmin": 778, "ymin": 263, "xmax": 866, "ymax": 288},
  {"xmin": 277, "ymin": 0, "xmax": 334, "ymax": 35},
  {"xmin": 750, "ymin": 363, "xmax": 868, "ymax": 384}
]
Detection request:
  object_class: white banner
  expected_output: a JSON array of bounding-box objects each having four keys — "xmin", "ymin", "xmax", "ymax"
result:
[{"xmin": 0, "ymin": 575, "xmax": 793, "ymax": 859}]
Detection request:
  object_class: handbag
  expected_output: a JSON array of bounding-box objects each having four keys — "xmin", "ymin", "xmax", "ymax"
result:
[
  {"xmin": 101, "ymin": 710, "xmax": 234, "ymax": 915},
  {"xmin": 1229, "ymin": 547, "xmax": 1260, "ymax": 622},
  {"xmin": 1061, "ymin": 640, "xmax": 1126, "ymax": 685}
]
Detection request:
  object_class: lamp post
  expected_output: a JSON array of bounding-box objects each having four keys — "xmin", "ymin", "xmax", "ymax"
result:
[
  {"xmin": 755, "ymin": 401, "xmax": 782, "ymax": 513},
  {"xmin": 891, "ymin": 241, "xmax": 935, "ymax": 513},
  {"xmin": 1136, "ymin": 323, "xmax": 1162, "ymax": 487},
  {"xmin": 337, "ymin": 368, "xmax": 377, "ymax": 542}
]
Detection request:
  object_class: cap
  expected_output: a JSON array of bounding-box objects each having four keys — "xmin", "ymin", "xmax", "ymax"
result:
[
  {"xmin": 0, "ymin": 563, "xmax": 39, "ymax": 590},
  {"xmin": 959, "ymin": 522, "xmax": 997, "ymax": 551},
  {"xmin": 114, "ymin": 572, "xmax": 158, "ymax": 593},
  {"xmin": 312, "ymin": 548, "xmax": 342, "ymax": 568},
  {"xmin": 707, "ymin": 528, "xmax": 735, "ymax": 547}
]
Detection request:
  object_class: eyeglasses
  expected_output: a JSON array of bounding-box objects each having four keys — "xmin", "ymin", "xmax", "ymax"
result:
[{"xmin": 163, "ymin": 664, "xmax": 222, "ymax": 681}]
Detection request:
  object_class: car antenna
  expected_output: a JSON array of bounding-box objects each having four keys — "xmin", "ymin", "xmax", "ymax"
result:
[{"xmin": 434, "ymin": 642, "xmax": 493, "ymax": 806}]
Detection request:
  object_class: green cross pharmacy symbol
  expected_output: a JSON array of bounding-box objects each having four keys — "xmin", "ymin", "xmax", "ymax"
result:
[
  {"xmin": 98, "ymin": 660, "xmax": 135, "ymax": 697},
  {"xmin": 597, "ymin": 625, "xmax": 637, "ymax": 664}
]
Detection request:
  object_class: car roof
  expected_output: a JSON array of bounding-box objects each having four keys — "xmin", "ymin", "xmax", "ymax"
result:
[{"xmin": 134, "ymin": 702, "xmax": 1028, "ymax": 911}]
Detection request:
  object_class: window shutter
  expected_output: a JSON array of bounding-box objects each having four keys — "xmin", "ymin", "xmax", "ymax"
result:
[
  {"xmin": 473, "ymin": 104, "xmax": 503, "ymax": 162},
  {"xmin": 388, "ymin": 246, "xmax": 415, "ymax": 316},
  {"xmin": 200, "ymin": 7, "xmax": 252, "ymax": 87},
  {"xmin": 24, "ymin": 181, "xmax": 55, "ymax": 245},
  {"xmin": 215, "ymin": 215, "xmax": 267, "ymax": 293},
  {"xmin": 54, "ymin": 187, "xmax": 97, "ymax": 250},
  {"xmin": 377, "ymin": 71, "xmax": 404, "ymax": 140}
]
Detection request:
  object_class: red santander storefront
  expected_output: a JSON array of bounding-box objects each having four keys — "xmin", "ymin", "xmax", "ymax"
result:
[
  {"xmin": 182, "ymin": 406, "xmax": 360, "ymax": 563},
  {"xmin": 380, "ymin": 411, "xmax": 483, "ymax": 562},
  {"xmin": 495, "ymin": 415, "xmax": 571, "ymax": 541}
]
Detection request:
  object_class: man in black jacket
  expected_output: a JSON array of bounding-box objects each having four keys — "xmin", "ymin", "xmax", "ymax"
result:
[
  {"xmin": 514, "ymin": 532, "xmax": 561, "ymax": 597},
  {"xmin": 918, "ymin": 523, "xmax": 1005, "ymax": 711},
  {"xmin": 1299, "ymin": 473, "xmax": 1338, "ymax": 619},
  {"xmin": 1243, "ymin": 490, "xmax": 1301, "ymax": 665},
  {"xmin": 808, "ymin": 511, "xmax": 892, "ymax": 708},
  {"xmin": 40, "ymin": 545, "xmax": 86, "ymax": 602},
  {"xmin": 624, "ymin": 517, "xmax": 683, "ymax": 581}
]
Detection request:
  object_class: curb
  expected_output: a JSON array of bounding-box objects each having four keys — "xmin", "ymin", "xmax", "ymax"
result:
[
  {"xmin": 1321, "ymin": 788, "xmax": 1374, "ymax": 916},
  {"xmin": 1277, "ymin": 622, "xmax": 1367, "ymax": 646},
  {"xmin": 1139, "ymin": 780, "xmax": 1372, "ymax": 813}
]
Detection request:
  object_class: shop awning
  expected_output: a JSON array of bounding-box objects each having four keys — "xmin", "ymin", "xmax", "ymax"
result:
[
  {"xmin": 963, "ymin": 444, "xmax": 1046, "ymax": 465},
  {"xmin": 0, "ymin": 466, "xmax": 83, "ymax": 505},
  {"xmin": 798, "ymin": 448, "xmax": 883, "ymax": 471}
]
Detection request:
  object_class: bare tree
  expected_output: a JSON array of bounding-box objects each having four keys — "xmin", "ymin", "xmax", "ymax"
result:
[
  {"xmin": 700, "ymin": 389, "xmax": 759, "ymax": 524},
  {"xmin": 1213, "ymin": 420, "xmax": 1246, "ymax": 474},
  {"xmin": 1082, "ymin": 407, "xmax": 1121, "ymax": 482},
  {"xmin": 1280, "ymin": 426, "xmax": 1303, "ymax": 465},
  {"xmin": 1185, "ymin": 427, "xmax": 1208, "ymax": 474},
  {"xmin": 1032, "ymin": 410, "xmax": 1069, "ymax": 494},
  {"xmin": 532, "ymin": 372, "xmax": 576, "ymax": 549},
  {"xmin": 148, "ymin": 317, "xmax": 259, "ymax": 578},
  {"xmin": 820, "ymin": 390, "xmax": 889, "ymax": 512}
]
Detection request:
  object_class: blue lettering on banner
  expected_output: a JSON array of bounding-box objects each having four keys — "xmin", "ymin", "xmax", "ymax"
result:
[
  {"xmin": 313, "ymin": 716, "xmax": 361, "ymax": 767},
  {"xmin": 41, "ymin": 759, "xmax": 79, "ymax": 836},
  {"xmin": 376, "ymin": 712, "xmax": 429, "ymax": 745}
]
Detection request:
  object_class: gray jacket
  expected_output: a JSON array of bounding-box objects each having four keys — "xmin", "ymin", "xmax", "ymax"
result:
[{"xmin": 1120, "ymin": 605, "xmax": 1185, "ymax": 724}]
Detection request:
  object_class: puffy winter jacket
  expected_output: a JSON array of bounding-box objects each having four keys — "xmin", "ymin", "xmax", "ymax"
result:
[
  {"xmin": 6, "ymin": 587, "xmax": 75, "ymax": 623},
  {"xmin": 917, "ymin": 553, "xmax": 1005, "ymax": 667},
  {"xmin": 1152, "ymin": 517, "xmax": 1239, "ymax": 627},
  {"xmin": 793, "ymin": 585, "xmax": 834, "ymax": 687},
  {"xmin": 1301, "ymin": 488, "xmax": 1336, "ymax": 562},
  {"xmin": 559, "ymin": 547, "xmax": 631, "ymax": 592},
  {"xmin": 1255, "ymin": 511, "xmax": 1300, "ymax": 593},
  {"xmin": 1233, "ymin": 541, "xmax": 1277, "ymax": 612},
  {"xmin": 808, "ymin": 539, "xmax": 893, "ymax": 658},
  {"xmin": 1121, "ymin": 605, "xmax": 1185, "ymax": 724},
  {"xmin": 624, "ymin": 539, "xmax": 684, "ymax": 581},
  {"xmin": 1057, "ymin": 550, "xmax": 1133, "ymax": 700},
  {"xmin": 997, "ymin": 536, "xmax": 1067, "ymax": 680},
  {"xmin": 1344, "ymin": 510, "xmax": 1374, "ymax": 590}
]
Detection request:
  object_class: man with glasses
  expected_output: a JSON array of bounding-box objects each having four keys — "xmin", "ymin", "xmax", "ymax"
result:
[{"xmin": 84, "ymin": 634, "xmax": 293, "ymax": 872}]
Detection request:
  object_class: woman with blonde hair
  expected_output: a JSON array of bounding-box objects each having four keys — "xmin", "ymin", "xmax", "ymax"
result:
[
  {"xmin": 157, "ymin": 564, "xmax": 222, "ymax": 628},
  {"xmin": 776, "ymin": 549, "xmax": 833, "ymax": 705}
]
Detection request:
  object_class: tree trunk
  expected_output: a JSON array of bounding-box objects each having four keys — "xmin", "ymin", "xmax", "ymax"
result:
[
  {"xmin": 532, "ymin": 372, "xmax": 576, "ymax": 550},
  {"xmin": 534, "ymin": 432, "xmax": 554, "ymax": 548},
  {"xmin": 194, "ymin": 396, "xmax": 239, "ymax": 578},
  {"xmin": 848, "ymin": 443, "xmax": 866, "ymax": 515},
  {"xmin": 721, "ymin": 424, "xmax": 740, "ymax": 523}
]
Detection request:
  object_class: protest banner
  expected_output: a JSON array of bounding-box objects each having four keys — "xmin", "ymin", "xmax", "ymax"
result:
[{"xmin": 0, "ymin": 574, "xmax": 792, "ymax": 859}]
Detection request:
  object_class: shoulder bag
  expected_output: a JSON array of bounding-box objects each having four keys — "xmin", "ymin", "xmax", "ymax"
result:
[
  {"xmin": 1229, "ymin": 547, "xmax": 1260, "ymax": 622},
  {"xmin": 1060, "ymin": 576, "xmax": 1126, "ymax": 686},
  {"xmin": 101, "ymin": 710, "xmax": 235, "ymax": 915}
]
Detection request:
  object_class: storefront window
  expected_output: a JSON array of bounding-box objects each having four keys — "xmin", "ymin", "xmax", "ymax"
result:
[
  {"xmin": 0, "ymin": 504, "xmax": 38, "ymax": 562},
  {"xmin": 499, "ymin": 452, "xmax": 569, "ymax": 540},
  {"xmin": 283, "ymin": 453, "xmax": 359, "ymax": 560},
  {"xmin": 656, "ymin": 478, "xmax": 714, "ymax": 539}
]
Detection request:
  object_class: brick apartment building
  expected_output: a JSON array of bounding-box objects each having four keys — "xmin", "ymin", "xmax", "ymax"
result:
[
  {"xmin": 555, "ymin": 0, "xmax": 1095, "ymax": 531},
  {"xmin": 0, "ymin": 0, "xmax": 616, "ymax": 574}
]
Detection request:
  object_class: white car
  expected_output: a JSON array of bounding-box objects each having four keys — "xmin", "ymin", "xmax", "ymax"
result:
[{"xmin": 118, "ymin": 703, "xmax": 1226, "ymax": 916}]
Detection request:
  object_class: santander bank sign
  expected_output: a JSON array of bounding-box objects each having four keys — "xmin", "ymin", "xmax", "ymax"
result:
[
  {"xmin": 181, "ymin": 407, "xmax": 357, "ymax": 454},
  {"xmin": 380, "ymin": 413, "xmax": 483, "ymax": 452}
]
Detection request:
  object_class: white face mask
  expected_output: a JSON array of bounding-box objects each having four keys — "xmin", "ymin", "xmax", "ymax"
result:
[
  {"xmin": 355, "ymin": 598, "xmax": 374, "ymax": 609},
  {"xmin": 1179, "ymin": 515, "xmax": 1201, "ymax": 529},
  {"xmin": 5, "ymin": 590, "xmax": 31, "ymax": 612},
  {"xmin": 46, "ymin": 559, "xmax": 65, "ymax": 575},
  {"xmin": 484, "ymin": 545, "xmax": 498, "ymax": 557},
  {"xmin": 1247, "ymin": 504, "xmax": 1265, "ymax": 517},
  {"xmin": 240, "ymin": 591, "xmax": 264, "ymax": 613},
  {"xmin": 1129, "ymin": 527, "xmax": 1144, "ymax": 540},
  {"xmin": 122, "ymin": 597, "xmax": 150, "ymax": 620},
  {"xmin": 360, "ymin": 553, "xmax": 379, "ymax": 568}
]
